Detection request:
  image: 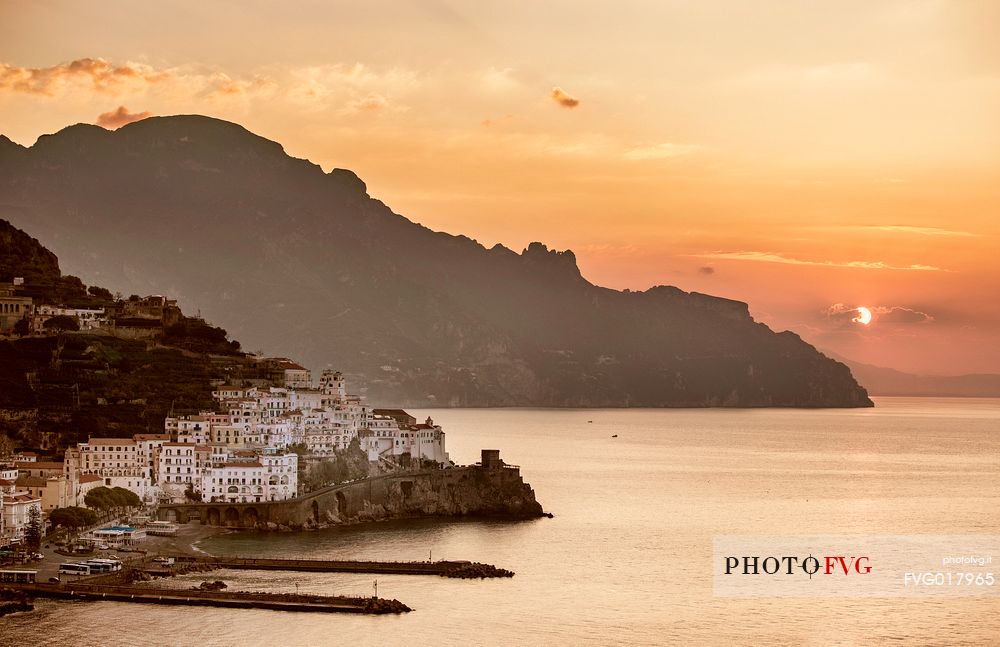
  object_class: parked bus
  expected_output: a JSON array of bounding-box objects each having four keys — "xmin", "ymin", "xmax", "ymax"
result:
[
  {"xmin": 82, "ymin": 561, "xmax": 112, "ymax": 574},
  {"xmin": 86, "ymin": 559, "xmax": 122, "ymax": 572},
  {"xmin": 58, "ymin": 563, "xmax": 92, "ymax": 576},
  {"xmin": 0, "ymin": 570, "xmax": 37, "ymax": 584}
]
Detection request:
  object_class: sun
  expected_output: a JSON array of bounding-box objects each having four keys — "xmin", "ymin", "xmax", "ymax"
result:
[{"xmin": 852, "ymin": 306, "xmax": 873, "ymax": 325}]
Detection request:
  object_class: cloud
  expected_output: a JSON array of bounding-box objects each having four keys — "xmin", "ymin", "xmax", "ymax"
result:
[
  {"xmin": 0, "ymin": 58, "xmax": 166, "ymax": 95},
  {"xmin": 480, "ymin": 67, "xmax": 518, "ymax": 93},
  {"xmin": 481, "ymin": 114, "xmax": 513, "ymax": 128},
  {"xmin": 695, "ymin": 251, "xmax": 945, "ymax": 271},
  {"xmin": 0, "ymin": 57, "xmax": 281, "ymax": 102},
  {"xmin": 288, "ymin": 63, "xmax": 416, "ymax": 100},
  {"xmin": 826, "ymin": 303, "xmax": 861, "ymax": 325},
  {"xmin": 826, "ymin": 303, "xmax": 934, "ymax": 326},
  {"xmin": 698, "ymin": 266, "xmax": 715, "ymax": 275},
  {"xmin": 96, "ymin": 106, "xmax": 152, "ymax": 129},
  {"xmin": 854, "ymin": 225, "xmax": 979, "ymax": 237},
  {"xmin": 872, "ymin": 306, "xmax": 935, "ymax": 324},
  {"xmin": 343, "ymin": 93, "xmax": 389, "ymax": 113},
  {"xmin": 734, "ymin": 62, "xmax": 877, "ymax": 88},
  {"xmin": 550, "ymin": 86, "xmax": 579, "ymax": 108},
  {"xmin": 0, "ymin": 58, "xmax": 412, "ymax": 114},
  {"xmin": 624, "ymin": 142, "xmax": 700, "ymax": 160}
]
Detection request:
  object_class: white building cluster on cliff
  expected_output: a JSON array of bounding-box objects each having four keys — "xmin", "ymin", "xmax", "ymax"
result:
[
  {"xmin": 48, "ymin": 368, "xmax": 448, "ymax": 509},
  {"xmin": 0, "ymin": 280, "xmax": 451, "ymax": 538}
]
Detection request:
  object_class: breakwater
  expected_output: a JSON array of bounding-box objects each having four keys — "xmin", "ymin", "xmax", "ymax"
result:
[
  {"xmin": 10, "ymin": 583, "xmax": 410, "ymax": 614},
  {"xmin": 0, "ymin": 588, "xmax": 34, "ymax": 617},
  {"xmin": 165, "ymin": 556, "xmax": 514, "ymax": 579}
]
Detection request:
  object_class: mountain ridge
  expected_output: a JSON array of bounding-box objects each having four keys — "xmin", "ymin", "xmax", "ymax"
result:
[
  {"xmin": 825, "ymin": 351, "xmax": 1000, "ymax": 398},
  {"xmin": 0, "ymin": 115, "xmax": 873, "ymax": 408}
]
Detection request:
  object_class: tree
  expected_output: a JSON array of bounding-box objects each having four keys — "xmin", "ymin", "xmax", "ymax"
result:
[
  {"xmin": 85, "ymin": 486, "xmax": 114, "ymax": 510},
  {"xmin": 48, "ymin": 506, "xmax": 98, "ymax": 529},
  {"xmin": 85, "ymin": 486, "xmax": 142, "ymax": 513},
  {"xmin": 24, "ymin": 505, "xmax": 43, "ymax": 550},
  {"xmin": 87, "ymin": 285, "xmax": 113, "ymax": 300},
  {"xmin": 184, "ymin": 483, "xmax": 203, "ymax": 502},
  {"xmin": 43, "ymin": 315, "xmax": 80, "ymax": 332},
  {"xmin": 12, "ymin": 318, "xmax": 29, "ymax": 336},
  {"xmin": 0, "ymin": 434, "xmax": 14, "ymax": 459},
  {"xmin": 111, "ymin": 487, "xmax": 142, "ymax": 509}
]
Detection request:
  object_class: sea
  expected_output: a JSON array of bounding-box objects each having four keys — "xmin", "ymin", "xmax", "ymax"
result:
[{"xmin": 3, "ymin": 397, "xmax": 998, "ymax": 646}]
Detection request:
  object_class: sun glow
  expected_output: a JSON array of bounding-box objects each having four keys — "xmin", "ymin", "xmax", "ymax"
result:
[{"xmin": 852, "ymin": 306, "xmax": 873, "ymax": 325}]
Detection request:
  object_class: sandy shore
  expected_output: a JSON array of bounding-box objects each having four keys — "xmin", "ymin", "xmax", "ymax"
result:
[{"xmin": 143, "ymin": 523, "xmax": 230, "ymax": 558}]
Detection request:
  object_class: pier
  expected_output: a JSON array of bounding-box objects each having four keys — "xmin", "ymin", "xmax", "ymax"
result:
[
  {"xmin": 0, "ymin": 554, "xmax": 514, "ymax": 615},
  {"xmin": 9, "ymin": 583, "xmax": 409, "ymax": 614},
  {"xmin": 165, "ymin": 556, "xmax": 514, "ymax": 578}
]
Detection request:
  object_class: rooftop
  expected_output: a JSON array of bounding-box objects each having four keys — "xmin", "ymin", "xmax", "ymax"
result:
[{"xmin": 16, "ymin": 461, "xmax": 64, "ymax": 470}]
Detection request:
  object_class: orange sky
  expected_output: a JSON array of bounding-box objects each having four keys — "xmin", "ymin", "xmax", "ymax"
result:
[{"xmin": 1, "ymin": 0, "xmax": 998, "ymax": 375}]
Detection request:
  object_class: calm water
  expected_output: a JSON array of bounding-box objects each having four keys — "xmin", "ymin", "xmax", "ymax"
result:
[{"xmin": 4, "ymin": 398, "xmax": 999, "ymax": 646}]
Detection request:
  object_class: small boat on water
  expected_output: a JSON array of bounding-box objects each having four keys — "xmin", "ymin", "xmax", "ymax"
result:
[{"xmin": 611, "ymin": 434, "xmax": 618, "ymax": 438}]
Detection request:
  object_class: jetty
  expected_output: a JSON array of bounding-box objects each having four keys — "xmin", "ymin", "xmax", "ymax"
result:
[
  {"xmin": 10, "ymin": 583, "xmax": 409, "ymax": 614},
  {"xmin": 164, "ymin": 556, "xmax": 514, "ymax": 579},
  {"xmin": 2, "ymin": 554, "xmax": 514, "ymax": 615}
]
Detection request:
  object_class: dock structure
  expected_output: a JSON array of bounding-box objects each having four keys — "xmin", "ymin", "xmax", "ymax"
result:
[
  {"xmin": 11, "ymin": 583, "xmax": 410, "ymax": 614},
  {"xmin": 4, "ymin": 555, "xmax": 513, "ymax": 614},
  {"xmin": 167, "ymin": 556, "xmax": 514, "ymax": 578}
]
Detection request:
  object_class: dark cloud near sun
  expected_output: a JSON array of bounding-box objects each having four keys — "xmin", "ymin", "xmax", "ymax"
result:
[
  {"xmin": 825, "ymin": 303, "xmax": 858, "ymax": 326},
  {"xmin": 97, "ymin": 106, "xmax": 152, "ymax": 129},
  {"xmin": 873, "ymin": 306, "xmax": 934, "ymax": 324},
  {"xmin": 825, "ymin": 303, "xmax": 934, "ymax": 327},
  {"xmin": 698, "ymin": 266, "xmax": 715, "ymax": 275},
  {"xmin": 550, "ymin": 86, "xmax": 579, "ymax": 108}
]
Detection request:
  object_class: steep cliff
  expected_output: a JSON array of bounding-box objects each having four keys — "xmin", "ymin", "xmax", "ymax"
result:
[
  {"xmin": 330, "ymin": 468, "xmax": 545, "ymax": 525},
  {"xmin": 0, "ymin": 116, "xmax": 873, "ymax": 408}
]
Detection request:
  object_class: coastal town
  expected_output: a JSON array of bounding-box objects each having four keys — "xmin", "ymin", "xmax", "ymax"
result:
[
  {"xmin": 3, "ymin": 366, "xmax": 451, "ymax": 545},
  {"xmin": 0, "ymin": 263, "xmax": 544, "ymax": 621},
  {"xmin": 1, "ymin": 278, "xmax": 450, "ymax": 552}
]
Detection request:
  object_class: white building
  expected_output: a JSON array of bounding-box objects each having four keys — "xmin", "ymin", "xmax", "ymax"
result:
[
  {"xmin": 65, "ymin": 437, "xmax": 153, "ymax": 503},
  {"xmin": 133, "ymin": 433, "xmax": 170, "ymax": 484},
  {"xmin": 362, "ymin": 416, "xmax": 449, "ymax": 465},
  {"xmin": 172, "ymin": 415, "xmax": 213, "ymax": 445},
  {"xmin": 32, "ymin": 304, "xmax": 108, "ymax": 332},
  {"xmin": 74, "ymin": 438, "xmax": 145, "ymax": 477},
  {"xmin": 1, "ymin": 492, "xmax": 41, "ymax": 545},
  {"xmin": 158, "ymin": 443, "xmax": 198, "ymax": 499},
  {"xmin": 201, "ymin": 451, "xmax": 297, "ymax": 503}
]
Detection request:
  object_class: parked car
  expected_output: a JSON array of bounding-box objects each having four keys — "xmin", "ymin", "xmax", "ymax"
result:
[{"xmin": 48, "ymin": 576, "xmax": 61, "ymax": 583}]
